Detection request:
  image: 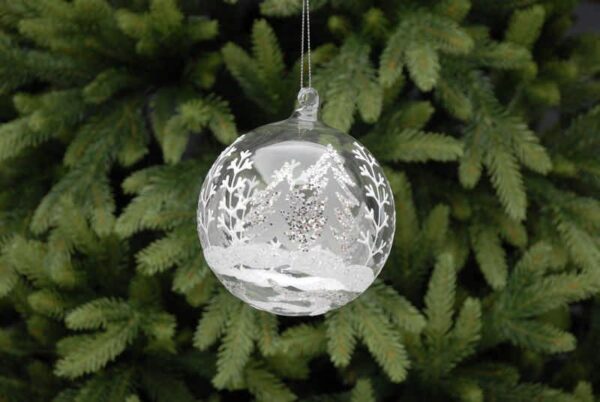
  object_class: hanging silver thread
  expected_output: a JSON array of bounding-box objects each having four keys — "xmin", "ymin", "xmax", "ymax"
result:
[
  {"xmin": 307, "ymin": 0, "xmax": 312, "ymax": 88},
  {"xmin": 300, "ymin": 0, "xmax": 312, "ymax": 89}
]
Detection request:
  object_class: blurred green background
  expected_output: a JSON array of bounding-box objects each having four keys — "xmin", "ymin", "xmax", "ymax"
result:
[{"xmin": 0, "ymin": 0, "xmax": 599, "ymax": 401}]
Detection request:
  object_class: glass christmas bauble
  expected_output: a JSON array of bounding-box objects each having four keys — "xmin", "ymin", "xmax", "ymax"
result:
[{"xmin": 197, "ymin": 88, "xmax": 395, "ymax": 316}]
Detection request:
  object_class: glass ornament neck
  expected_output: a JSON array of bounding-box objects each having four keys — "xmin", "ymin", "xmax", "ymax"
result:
[
  {"xmin": 293, "ymin": 87, "xmax": 319, "ymax": 122},
  {"xmin": 295, "ymin": 0, "xmax": 317, "ymax": 125}
]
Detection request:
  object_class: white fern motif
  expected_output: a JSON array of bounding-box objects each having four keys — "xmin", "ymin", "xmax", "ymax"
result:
[
  {"xmin": 352, "ymin": 142, "xmax": 391, "ymax": 265},
  {"xmin": 197, "ymin": 143, "xmax": 238, "ymax": 247},
  {"xmin": 217, "ymin": 150, "xmax": 257, "ymax": 245}
]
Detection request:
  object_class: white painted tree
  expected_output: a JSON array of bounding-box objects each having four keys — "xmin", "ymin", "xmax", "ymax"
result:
[
  {"xmin": 216, "ymin": 150, "xmax": 258, "ymax": 245},
  {"xmin": 353, "ymin": 142, "xmax": 392, "ymax": 266},
  {"xmin": 197, "ymin": 144, "xmax": 238, "ymax": 247}
]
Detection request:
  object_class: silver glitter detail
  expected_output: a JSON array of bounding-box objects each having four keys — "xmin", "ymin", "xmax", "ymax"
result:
[
  {"xmin": 281, "ymin": 182, "xmax": 327, "ymax": 251},
  {"xmin": 245, "ymin": 160, "xmax": 299, "ymax": 230},
  {"xmin": 331, "ymin": 190, "xmax": 360, "ymax": 256},
  {"xmin": 279, "ymin": 145, "xmax": 354, "ymax": 251}
]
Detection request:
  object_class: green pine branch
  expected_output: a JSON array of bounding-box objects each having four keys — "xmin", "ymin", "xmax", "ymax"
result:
[
  {"xmin": 136, "ymin": 224, "xmax": 198, "ymax": 275},
  {"xmin": 0, "ymin": 0, "xmax": 598, "ymax": 400},
  {"xmin": 245, "ymin": 361, "xmax": 296, "ymax": 402},
  {"xmin": 505, "ymin": 5, "xmax": 546, "ymax": 49},
  {"xmin": 484, "ymin": 243, "xmax": 600, "ymax": 353},
  {"xmin": 409, "ymin": 254, "xmax": 482, "ymax": 381},
  {"xmin": 116, "ymin": 161, "xmax": 205, "ymax": 237},
  {"xmin": 315, "ymin": 37, "xmax": 383, "ymax": 131},
  {"xmin": 350, "ymin": 378, "xmax": 375, "ymax": 402},
  {"xmin": 212, "ymin": 302, "xmax": 257, "ymax": 388},
  {"xmin": 161, "ymin": 95, "xmax": 237, "ymax": 163},
  {"xmin": 528, "ymin": 177, "xmax": 600, "ymax": 271},
  {"xmin": 380, "ymin": 11, "xmax": 474, "ymax": 90},
  {"xmin": 325, "ymin": 281, "xmax": 422, "ymax": 384},
  {"xmin": 223, "ymin": 19, "xmax": 294, "ymax": 116},
  {"xmin": 469, "ymin": 224, "xmax": 508, "ymax": 290},
  {"xmin": 457, "ymin": 72, "xmax": 552, "ymax": 220},
  {"xmin": 55, "ymin": 320, "xmax": 139, "ymax": 379},
  {"xmin": 363, "ymin": 128, "xmax": 463, "ymax": 163},
  {"xmin": 194, "ymin": 290, "xmax": 238, "ymax": 351},
  {"xmin": 325, "ymin": 305, "xmax": 357, "ymax": 368},
  {"xmin": 0, "ymin": 90, "xmax": 86, "ymax": 162}
]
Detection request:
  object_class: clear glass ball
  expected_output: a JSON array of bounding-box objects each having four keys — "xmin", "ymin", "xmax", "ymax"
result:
[{"xmin": 197, "ymin": 88, "xmax": 395, "ymax": 316}]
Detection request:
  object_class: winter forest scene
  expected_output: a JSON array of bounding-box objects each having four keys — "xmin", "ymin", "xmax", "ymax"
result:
[{"xmin": 197, "ymin": 136, "xmax": 394, "ymax": 316}]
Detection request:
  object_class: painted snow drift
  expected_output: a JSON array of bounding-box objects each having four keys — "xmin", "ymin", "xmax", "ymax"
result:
[{"xmin": 197, "ymin": 126, "xmax": 395, "ymax": 316}]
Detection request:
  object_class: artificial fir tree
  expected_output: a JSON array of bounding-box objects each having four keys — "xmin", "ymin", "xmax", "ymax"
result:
[{"xmin": 0, "ymin": 0, "xmax": 599, "ymax": 400}]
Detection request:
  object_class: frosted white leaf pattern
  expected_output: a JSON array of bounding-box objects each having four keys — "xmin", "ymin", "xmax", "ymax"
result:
[
  {"xmin": 352, "ymin": 142, "xmax": 392, "ymax": 266},
  {"xmin": 197, "ymin": 140, "xmax": 239, "ymax": 247},
  {"xmin": 216, "ymin": 150, "xmax": 257, "ymax": 244},
  {"xmin": 197, "ymin": 122, "xmax": 394, "ymax": 316}
]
